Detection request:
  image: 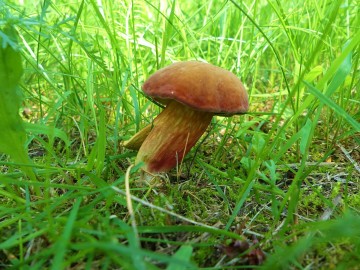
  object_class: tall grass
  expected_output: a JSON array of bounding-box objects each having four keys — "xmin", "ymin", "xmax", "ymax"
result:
[{"xmin": 1, "ymin": 0, "xmax": 359, "ymax": 269}]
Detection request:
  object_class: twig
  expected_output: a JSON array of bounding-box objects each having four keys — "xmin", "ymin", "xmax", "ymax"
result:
[
  {"xmin": 338, "ymin": 144, "xmax": 360, "ymax": 174},
  {"xmin": 277, "ymin": 162, "xmax": 338, "ymax": 169},
  {"xmin": 319, "ymin": 194, "xmax": 342, "ymax": 221},
  {"xmin": 112, "ymin": 185, "xmax": 219, "ymax": 231}
]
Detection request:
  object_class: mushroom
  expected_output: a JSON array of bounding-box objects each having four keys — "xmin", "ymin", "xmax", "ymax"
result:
[{"xmin": 125, "ymin": 61, "xmax": 248, "ymax": 173}]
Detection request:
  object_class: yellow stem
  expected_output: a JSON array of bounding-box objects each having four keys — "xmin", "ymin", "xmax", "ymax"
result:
[{"xmin": 136, "ymin": 101, "xmax": 213, "ymax": 173}]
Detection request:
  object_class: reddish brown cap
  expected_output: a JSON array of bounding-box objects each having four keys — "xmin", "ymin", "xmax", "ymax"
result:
[{"xmin": 142, "ymin": 61, "xmax": 248, "ymax": 115}]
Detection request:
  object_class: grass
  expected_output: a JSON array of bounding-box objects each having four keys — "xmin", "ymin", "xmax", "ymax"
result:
[{"xmin": 0, "ymin": 0, "xmax": 359, "ymax": 269}]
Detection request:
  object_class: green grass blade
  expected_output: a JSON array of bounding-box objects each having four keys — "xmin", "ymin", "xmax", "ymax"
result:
[
  {"xmin": 23, "ymin": 122, "xmax": 70, "ymax": 147},
  {"xmin": 305, "ymin": 81, "xmax": 360, "ymax": 132},
  {"xmin": 51, "ymin": 198, "xmax": 82, "ymax": 270},
  {"xmin": 167, "ymin": 245, "xmax": 193, "ymax": 270},
  {"xmin": 263, "ymin": 212, "xmax": 360, "ymax": 269},
  {"xmin": 161, "ymin": 0, "xmax": 176, "ymax": 67}
]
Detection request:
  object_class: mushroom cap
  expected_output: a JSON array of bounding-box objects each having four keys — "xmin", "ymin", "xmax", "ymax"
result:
[{"xmin": 142, "ymin": 61, "xmax": 248, "ymax": 115}]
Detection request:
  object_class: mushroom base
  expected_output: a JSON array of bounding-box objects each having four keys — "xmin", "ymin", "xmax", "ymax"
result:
[{"xmin": 136, "ymin": 101, "xmax": 213, "ymax": 173}]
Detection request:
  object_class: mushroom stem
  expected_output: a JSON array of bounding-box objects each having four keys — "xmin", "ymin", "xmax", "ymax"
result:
[
  {"xmin": 123, "ymin": 124, "xmax": 153, "ymax": 150},
  {"xmin": 136, "ymin": 101, "xmax": 213, "ymax": 173}
]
